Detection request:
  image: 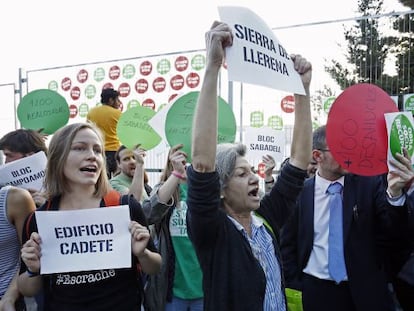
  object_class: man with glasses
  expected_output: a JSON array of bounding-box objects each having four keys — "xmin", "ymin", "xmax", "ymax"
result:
[{"xmin": 281, "ymin": 125, "xmax": 410, "ymax": 311}]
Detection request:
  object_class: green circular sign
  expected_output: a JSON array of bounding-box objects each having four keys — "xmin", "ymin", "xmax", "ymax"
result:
[
  {"xmin": 165, "ymin": 91, "xmax": 236, "ymax": 162},
  {"xmin": 17, "ymin": 89, "xmax": 69, "ymax": 134},
  {"xmin": 268, "ymin": 115, "xmax": 283, "ymax": 130},
  {"xmin": 389, "ymin": 114, "xmax": 414, "ymax": 158},
  {"xmin": 94, "ymin": 67, "xmax": 105, "ymax": 82},
  {"xmin": 48, "ymin": 81, "xmax": 58, "ymax": 91},
  {"xmin": 191, "ymin": 54, "xmax": 206, "ymax": 71},
  {"xmin": 127, "ymin": 99, "xmax": 140, "ymax": 110},
  {"xmin": 404, "ymin": 95, "xmax": 414, "ymax": 112},
  {"xmin": 78, "ymin": 103, "xmax": 89, "ymax": 118},
  {"xmin": 250, "ymin": 111, "xmax": 264, "ymax": 127},
  {"xmin": 157, "ymin": 59, "xmax": 171, "ymax": 75},
  {"xmin": 85, "ymin": 85, "xmax": 96, "ymax": 99},
  {"xmin": 117, "ymin": 106, "xmax": 162, "ymax": 150},
  {"xmin": 123, "ymin": 64, "xmax": 136, "ymax": 79}
]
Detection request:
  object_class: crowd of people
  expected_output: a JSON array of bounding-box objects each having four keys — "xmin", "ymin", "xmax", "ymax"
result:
[{"xmin": 0, "ymin": 20, "xmax": 413, "ymax": 311}]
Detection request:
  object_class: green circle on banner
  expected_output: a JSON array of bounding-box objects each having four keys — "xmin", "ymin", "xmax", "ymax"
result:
[
  {"xmin": 389, "ymin": 114, "xmax": 414, "ymax": 158},
  {"xmin": 94, "ymin": 68, "xmax": 105, "ymax": 82},
  {"xmin": 404, "ymin": 95, "xmax": 414, "ymax": 112},
  {"xmin": 250, "ymin": 111, "xmax": 264, "ymax": 127},
  {"xmin": 157, "ymin": 59, "xmax": 171, "ymax": 75},
  {"xmin": 48, "ymin": 81, "xmax": 58, "ymax": 91},
  {"xmin": 123, "ymin": 64, "xmax": 136, "ymax": 79},
  {"xmin": 78, "ymin": 103, "xmax": 89, "ymax": 118},
  {"xmin": 268, "ymin": 115, "xmax": 283, "ymax": 130},
  {"xmin": 191, "ymin": 54, "xmax": 206, "ymax": 70},
  {"xmin": 85, "ymin": 85, "xmax": 96, "ymax": 99},
  {"xmin": 17, "ymin": 89, "xmax": 69, "ymax": 134},
  {"xmin": 165, "ymin": 91, "xmax": 236, "ymax": 162},
  {"xmin": 127, "ymin": 100, "xmax": 140, "ymax": 110},
  {"xmin": 117, "ymin": 106, "xmax": 162, "ymax": 150}
]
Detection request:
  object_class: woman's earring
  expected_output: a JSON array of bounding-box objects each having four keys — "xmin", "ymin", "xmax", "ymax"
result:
[{"xmin": 220, "ymin": 194, "xmax": 224, "ymax": 199}]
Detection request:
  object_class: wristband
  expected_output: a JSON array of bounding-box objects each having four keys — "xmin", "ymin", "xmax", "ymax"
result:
[
  {"xmin": 172, "ymin": 170, "xmax": 185, "ymax": 180},
  {"xmin": 264, "ymin": 178, "xmax": 275, "ymax": 184},
  {"xmin": 26, "ymin": 268, "xmax": 40, "ymax": 277}
]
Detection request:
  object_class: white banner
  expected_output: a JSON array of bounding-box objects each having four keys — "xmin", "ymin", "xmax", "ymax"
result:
[{"xmin": 36, "ymin": 205, "xmax": 131, "ymax": 274}]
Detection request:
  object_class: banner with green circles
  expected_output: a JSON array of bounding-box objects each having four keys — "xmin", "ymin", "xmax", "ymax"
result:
[
  {"xmin": 17, "ymin": 89, "xmax": 69, "ymax": 134},
  {"xmin": 164, "ymin": 91, "xmax": 236, "ymax": 162}
]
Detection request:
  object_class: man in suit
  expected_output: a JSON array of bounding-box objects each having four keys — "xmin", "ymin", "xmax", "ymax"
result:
[{"xmin": 280, "ymin": 125, "xmax": 410, "ymax": 311}]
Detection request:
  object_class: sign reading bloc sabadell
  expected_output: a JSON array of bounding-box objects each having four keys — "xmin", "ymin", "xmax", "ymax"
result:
[{"xmin": 17, "ymin": 89, "xmax": 70, "ymax": 134}]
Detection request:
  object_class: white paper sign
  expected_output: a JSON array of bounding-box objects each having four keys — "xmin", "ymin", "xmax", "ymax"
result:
[
  {"xmin": 218, "ymin": 6, "xmax": 306, "ymax": 95},
  {"xmin": 245, "ymin": 126, "xmax": 285, "ymax": 162},
  {"xmin": 0, "ymin": 151, "xmax": 47, "ymax": 191},
  {"xmin": 36, "ymin": 205, "xmax": 131, "ymax": 274}
]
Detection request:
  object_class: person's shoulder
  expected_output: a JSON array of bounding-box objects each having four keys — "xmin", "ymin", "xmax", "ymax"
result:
[{"xmin": 6, "ymin": 187, "xmax": 36, "ymax": 217}]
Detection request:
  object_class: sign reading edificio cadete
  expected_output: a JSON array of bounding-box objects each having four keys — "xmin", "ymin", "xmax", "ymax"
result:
[
  {"xmin": 218, "ymin": 6, "xmax": 306, "ymax": 95},
  {"xmin": 35, "ymin": 205, "xmax": 131, "ymax": 274}
]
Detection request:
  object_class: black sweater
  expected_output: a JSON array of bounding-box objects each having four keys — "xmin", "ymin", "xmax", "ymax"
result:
[{"xmin": 186, "ymin": 162, "xmax": 307, "ymax": 311}]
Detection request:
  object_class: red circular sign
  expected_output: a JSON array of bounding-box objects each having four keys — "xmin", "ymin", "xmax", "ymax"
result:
[
  {"xmin": 118, "ymin": 82, "xmax": 131, "ymax": 97},
  {"xmin": 170, "ymin": 75, "xmax": 184, "ymax": 91},
  {"xmin": 69, "ymin": 104, "xmax": 78, "ymax": 118},
  {"xmin": 61, "ymin": 77, "xmax": 71, "ymax": 91},
  {"xmin": 109, "ymin": 66, "xmax": 121, "ymax": 80},
  {"xmin": 175, "ymin": 56, "xmax": 189, "ymax": 72},
  {"xmin": 102, "ymin": 82, "xmax": 114, "ymax": 90},
  {"xmin": 140, "ymin": 61, "xmax": 152, "ymax": 76},
  {"xmin": 135, "ymin": 79, "xmax": 148, "ymax": 94},
  {"xmin": 77, "ymin": 69, "xmax": 88, "ymax": 83},
  {"xmin": 281, "ymin": 95, "xmax": 295, "ymax": 113},
  {"xmin": 152, "ymin": 77, "xmax": 166, "ymax": 93},
  {"xmin": 70, "ymin": 86, "xmax": 81, "ymax": 100},
  {"xmin": 186, "ymin": 72, "xmax": 200, "ymax": 88},
  {"xmin": 326, "ymin": 83, "xmax": 399, "ymax": 176},
  {"xmin": 142, "ymin": 98, "xmax": 156, "ymax": 110},
  {"xmin": 257, "ymin": 162, "xmax": 266, "ymax": 179}
]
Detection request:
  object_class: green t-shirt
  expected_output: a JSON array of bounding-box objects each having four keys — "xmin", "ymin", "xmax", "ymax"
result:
[{"xmin": 169, "ymin": 184, "xmax": 203, "ymax": 299}]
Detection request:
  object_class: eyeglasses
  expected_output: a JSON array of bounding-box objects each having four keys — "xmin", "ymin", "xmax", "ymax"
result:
[{"xmin": 318, "ymin": 148, "xmax": 330, "ymax": 152}]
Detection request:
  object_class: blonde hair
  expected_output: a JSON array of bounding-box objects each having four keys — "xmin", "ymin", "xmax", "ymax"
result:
[{"xmin": 44, "ymin": 123, "xmax": 110, "ymax": 198}]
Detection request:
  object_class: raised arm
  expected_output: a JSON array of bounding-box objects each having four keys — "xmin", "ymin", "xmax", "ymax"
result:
[
  {"xmin": 288, "ymin": 54, "xmax": 313, "ymax": 170},
  {"xmin": 191, "ymin": 21, "xmax": 233, "ymax": 173},
  {"xmin": 128, "ymin": 147, "xmax": 146, "ymax": 201}
]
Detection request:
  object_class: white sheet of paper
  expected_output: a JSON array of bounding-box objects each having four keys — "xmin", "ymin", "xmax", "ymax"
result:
[
  {"xmin": 36, "ymin": 205, "xmax": 131, "ymax": 274},
  {"xmin": 245, "ymin": 126, "xmax": 285, "ymax": 162},
  {"xmin": 0, "ymin": 151, "xmax": 47, "ymax": 191},
  {"xmin": 218, "ymin": 6, "xmax": 306, "ymax": 95}
]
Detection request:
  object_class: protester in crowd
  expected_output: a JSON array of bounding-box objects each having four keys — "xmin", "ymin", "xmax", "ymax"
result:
[
  {"xmin": 280, "ymin": 125, "xmax": 410, "ymax": 311},
  {"xmin": 17, "ymin": 122, "xmax": 161, "ymax": 310},
  {"xmin": 0, "ymin": 186, "xmax": 36, "ymax": 310},
  {"xmin": 87, "ymin": 88, "xmax": 122, "ymax": 178},
  {"xmin": 142, "ymin": 143, "xmax": 203, "ymax": 311},
  {"xmin": 0, "ymin": 128, "xmax": 48, "ymax": 206},
  {"xmin": 110, "ymin": 145, "xmax": 152, "ymax": 202},
  {"xmin": 186, "ymin": 21, "xmax": 312, "ymax": 310}
]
